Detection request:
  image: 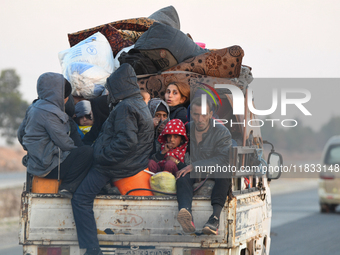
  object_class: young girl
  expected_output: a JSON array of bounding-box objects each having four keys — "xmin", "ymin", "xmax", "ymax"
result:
[
  {"xmin": 148, "ymin": 119, "xmax": 189, "ymax": 176},
  {"xmin": 164, "ymin": 82, "xmax": 190, "ymax": 124}
]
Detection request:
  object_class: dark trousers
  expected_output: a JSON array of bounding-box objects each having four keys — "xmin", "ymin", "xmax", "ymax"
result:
[
  {"xmin": 176, "ymin": 174, "xmax": 231, "ymax": 211},
  {"xmin": 45, "ymin": 146, "xmax": 93, "ymax": 193},
  {"xmin": 71, "ymin": 167, "xmax": 110, "ymax": 249}
]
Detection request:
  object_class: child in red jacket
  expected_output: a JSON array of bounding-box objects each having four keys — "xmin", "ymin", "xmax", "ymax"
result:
[{"xmin": 148, "ymin": 119, "xmax": 189, "ymax": 176}]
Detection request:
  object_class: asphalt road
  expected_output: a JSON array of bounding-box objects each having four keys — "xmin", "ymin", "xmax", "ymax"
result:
[
  {"xmin": 0, "ymin": 172, "xmax": 25, "ymax": 190},
  {"xmin": 270, "ymin": 187, "xmax": 340, "ymax": 255}
]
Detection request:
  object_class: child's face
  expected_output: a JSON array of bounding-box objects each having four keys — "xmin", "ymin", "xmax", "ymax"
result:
[
  {"xmin": 166, "ymin": 134, "xmax": 183, "ymax": 149},
  {"xmin": 154, "ymin": 111, "xmax": 168, "ymax": 122},
  {"xmin": 79, "ymin": 114, "xmax": 94, "ymax": 126}
]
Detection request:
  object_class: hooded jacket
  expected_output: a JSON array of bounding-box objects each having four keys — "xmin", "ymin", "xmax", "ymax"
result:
[
  {"xmin": 148, "ymin": 98, "xmax": 170, "ymax": 137},
  {"xmin": 17, "ymin": 72, "xmax": 76, "ymax": 176},
  {"xmin": 147, "ymin": 98, "xmax": 170, "ymax": 156},
  {"xmin": 150, "ymin": 119, "xmax": 190, "ymax": 170},
  {"xmin": 148, "ymin": 5, "xmax": 180, "ymax": 30},
  {"xmin": 92, "ymin": 63, "xmax": 154, "ymax": 178}
]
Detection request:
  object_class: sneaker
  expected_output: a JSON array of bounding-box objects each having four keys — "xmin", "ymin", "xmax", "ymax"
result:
[
  {"xmin": 177, "ymin": 208, "xmax": 195, "ymax": 233},
  {"xmin": 84, "ymin": 248, "xmax": 103, "ymax": 255},
  {"xmin": 202, "ymin": 215, "xmax": 219, "ymax": 235},
  {"xmin": 58, "ymin": 189, "xmax": 73, "ymax": 199}
]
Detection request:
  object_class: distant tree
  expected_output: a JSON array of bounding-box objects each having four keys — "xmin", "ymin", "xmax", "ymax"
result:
[
  {"xmin": 0, "ymin": 69, "xmax": 29, "ymax": 144},
  {"xmin": 318, "ymin": 116, "xmax": 340, "ymax": 146}
]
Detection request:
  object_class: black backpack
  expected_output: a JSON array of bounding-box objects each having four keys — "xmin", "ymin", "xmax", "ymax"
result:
[{"xmin": 118, "ymin": 49, "xmax": 158, "ymax": 75}]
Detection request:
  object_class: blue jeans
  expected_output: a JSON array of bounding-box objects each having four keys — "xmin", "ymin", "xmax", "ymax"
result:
[{"xmin": 71, "ymin": 167, "xmax": 110, "ymax": 249}]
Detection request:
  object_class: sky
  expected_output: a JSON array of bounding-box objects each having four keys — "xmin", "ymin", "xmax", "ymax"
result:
[{"xmin": 1, "ymin": 0, "xmax": 339, "ymax": 131}]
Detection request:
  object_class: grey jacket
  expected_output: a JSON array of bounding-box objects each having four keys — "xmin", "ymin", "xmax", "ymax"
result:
[{"xmin": 17, "ymin": 73, "xmax": 76, "ymax": 176}]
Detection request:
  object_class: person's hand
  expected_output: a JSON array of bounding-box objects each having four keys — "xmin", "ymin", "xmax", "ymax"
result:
[
  {"xmin": 161, "ymin": 143, "xmax": 172, "ymax": 154},
  {"xmin": 166, "ymin": 156, "xmax": 177, "ymax": 163},
  {"xmin": 153, "ymin": 117, "xmax": 160, "ymax": 127},
  {"xmin": 176, "ymin": 165, "xmax": 193, "ymax": 180},
  {"xmin": 157, "ymin": 123, "xmax": 166, "ymax": 133}
]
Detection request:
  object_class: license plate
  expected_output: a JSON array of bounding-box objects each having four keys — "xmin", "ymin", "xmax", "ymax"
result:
[{"xmin": 115, "ymin": 249, "xmax": 172, "ymax": 255}]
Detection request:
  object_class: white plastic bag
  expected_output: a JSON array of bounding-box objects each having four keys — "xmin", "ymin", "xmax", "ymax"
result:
[{"xmin": 58, "ymin": 32, "xmax": 114, "ymax": 99}]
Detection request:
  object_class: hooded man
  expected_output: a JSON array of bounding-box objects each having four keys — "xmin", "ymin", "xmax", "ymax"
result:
[
  {"xmin": 17, "ymin": 72, "xmax": 93, "ymax": 198},
  {"xmin": 147, "ymin": 98, "xmax": 170, "ymax": 155},
  {"xmin": 71, "ymin": 64, "xmax": 154, "ymax": 255}
]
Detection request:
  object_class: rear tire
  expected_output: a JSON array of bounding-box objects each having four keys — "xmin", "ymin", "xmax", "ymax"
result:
[
  {"xmin": 320, "ymin": 203, "xmax": 337, "ymax": 213},
  {"xmin": 320, "ymin": 203, "xmax": 330, "ymax": 213},
  {"xmin": 329, "ymin": 204, "xmax": 337, "ymax": 212}
]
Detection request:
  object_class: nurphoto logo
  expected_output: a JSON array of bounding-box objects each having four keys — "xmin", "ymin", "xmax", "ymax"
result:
[{"xmin": 200, "ymin": 84, "xmax": 312, "ymax": 128}]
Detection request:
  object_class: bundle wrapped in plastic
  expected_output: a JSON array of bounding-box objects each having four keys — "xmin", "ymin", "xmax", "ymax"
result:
[
  {"xmin": 64, "ymin": 62, "xmax": 109, "ymax": 98},
  {"xmin": 58, "ymin": 32, "xmax": 114, "ymax": 99},
  {"xmin": 150, "ymin": 171, "xmax": 176, "ymax": 196}
]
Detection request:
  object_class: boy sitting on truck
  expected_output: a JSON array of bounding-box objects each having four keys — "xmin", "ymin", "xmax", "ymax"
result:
[
  {"xmin": 17, "ymin": 73, "xmax": 93, "ymax": 198},
  {"xmin": 71, "ymin": 64, "xmax": 154, "ymax": 255},
  {"xmin": 175, "ymin": 97, "xmax": 232, "ymax": 235}
]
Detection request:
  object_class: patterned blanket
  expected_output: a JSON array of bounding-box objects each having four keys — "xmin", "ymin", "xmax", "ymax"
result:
[
  {"xmin": 166, "ymin": 46, "xmax": 244, "ymax": 78},
  {"xmin": 68, "ymin": 18, "xmax": 155, "ymax": 57}
]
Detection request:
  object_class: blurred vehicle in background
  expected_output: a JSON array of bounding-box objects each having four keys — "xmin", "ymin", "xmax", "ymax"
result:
[{"xmin": 319, "ymin": 135, "xmax": 340, "ymax": 213}]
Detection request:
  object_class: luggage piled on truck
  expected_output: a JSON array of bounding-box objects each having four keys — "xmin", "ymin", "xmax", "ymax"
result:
[{"xmin": 60, "ymin": 5, "xmax": 250, "ymax": 106}]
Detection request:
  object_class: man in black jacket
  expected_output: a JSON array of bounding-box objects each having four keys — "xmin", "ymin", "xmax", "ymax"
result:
[
  {"xmin": 71, "ymin": 64, "xmax": 154, "ymax": 255},
  {"xmin": 176, "ymin": 97, "xmax": 232, "ymax": 235}
]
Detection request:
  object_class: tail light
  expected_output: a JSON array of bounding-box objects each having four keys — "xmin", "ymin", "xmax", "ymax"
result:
[
  {"xmin": 184, "ymin": 249, "xmax": 215, "ymax": 255},
  {"xmin": 37, "ymin": 246, "xmax": 70, "ymax": 255},
  {"xmin": 320, "ymin": 174, "xmax": 335, "ymax": 180}
]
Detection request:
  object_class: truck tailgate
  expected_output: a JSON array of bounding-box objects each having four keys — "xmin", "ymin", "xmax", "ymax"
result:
[{"xmin": 21, "ymin": 193, "xmax": 230, "ymax": 248}]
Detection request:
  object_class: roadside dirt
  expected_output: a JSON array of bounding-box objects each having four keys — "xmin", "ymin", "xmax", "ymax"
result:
[
  {"xmin": 0, "ymin": 146, "xmax": 26, "ymax": 173},
  {"xmin": 0, "ymin": 187, "xmax": 22, "ymax": 219}
]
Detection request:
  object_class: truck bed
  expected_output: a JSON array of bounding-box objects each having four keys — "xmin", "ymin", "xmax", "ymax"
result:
[{"xmin": 20, "ymin": 188, "xmax": 269, "ymax": 250}]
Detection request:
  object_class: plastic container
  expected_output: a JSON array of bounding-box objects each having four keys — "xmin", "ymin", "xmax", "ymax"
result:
[
  {"xmin": 113, "ymin": 169, "xmax": 154, "ymax": 196},
  {"xmin": 31, "ymin": 176, "xmax": 60, "ymax": 194}
]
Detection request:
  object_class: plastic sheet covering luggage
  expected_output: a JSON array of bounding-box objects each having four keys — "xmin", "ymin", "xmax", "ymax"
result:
[
  {"xmin": 150, "ymin": 171, "xmax": 176, "ymax": 196},
  {"xmin": 58, "ymin": 32, "xmax": 114, "ymax": 99}
]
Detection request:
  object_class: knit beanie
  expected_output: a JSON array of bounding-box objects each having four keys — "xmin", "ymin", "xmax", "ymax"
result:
[
  {"xmin": 156, "ymin": 103, "xmax": 168, "ymax": 114},
  {"xmin": 75, "ymin": 100, "xmax": 92, "ymax": 118}
]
